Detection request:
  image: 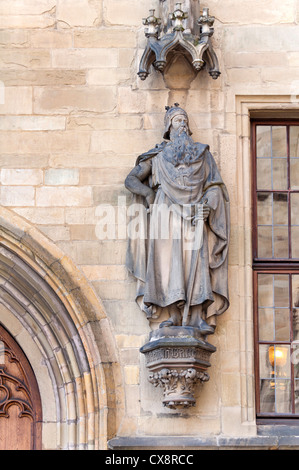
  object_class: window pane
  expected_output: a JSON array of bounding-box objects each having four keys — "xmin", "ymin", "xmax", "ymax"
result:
[
  {"xmin": 293, "ymin": 310, "xmax": 299, "ymax": 343},
  {"xmin": 274, "ymin": 274, "xmax": 289, "ymax": 307},
  {"xmin": 291, "ymin": 193, "xmax": 299, "ymax": 223},
  {"xmin": 272, "ymin": 159, "xmax": 288, "ymax": 190},
  {"xmin": 276, "ymin": 379, "xmax": 291, "ymax": 414},
  {"xmin": 291, "ymin": 194, "xmax": 299, "ymax": 258},
  {"xmin": 274, "ymin": 344, "xmax": 291, "ymax": 414},
  {"xmin": 293, "ymin": 348, "xmax": 299, "ymax": 378},
  {"xmin": 274, "ymin": 308, "xmax": 290, "ymax": 341},
  {"xmin": 292, "ymin": 275, "xmax": 299, "ymax": 341},
  {"xmin": 259, "ymin": 308, "xmax": 274, "ymax": 341},
  {"xmin": 269, "ymin": 345, "xmax": 290, "ymax": 377},
  {"xmin": 295, "ymin": 380, "xmax": 299, "ymax": 413},
  {"xmin": 290, "ymin": 126, "xmax": 299, "ymax": 158},
  {"xmin": 273, "ymin": 193, "xmax": 288, "ymax": 225},
  {"xmin": 273, "ymin": 226, "xmax": 288, "ymax": 258},
  {"xmin": 256, "ymin": 159, "xmax": 272, "ymax": 190},
  {"xmin": 259, "ymin": 344, "xmax": 273, "ymax": 378},
  {"xmin": 291, "ymin": 227, "xmax": 299, "ymax": 259},
  {"xmin": 257, "ymin": 193, "xmax": 272, "ymax": 225},
  {"xmin": 256, "ymin": 126, "xmax": 271, "ymax": 158},
  {"xmin": 290, "ymin": 159, "xmax": 299, "ymax": 189},
  {"xmin": 258, "ymin": 226, "xmax": 272, "ymax": 258},
  {"xmin": 258, "ymin": 274, "xmax": 274, "ymax": 307},
  {"xmin": 272, "ymin": 126, "xmax": 287, "ymax": 157},
  {"xmin": 260, "ymin": 379, "xmax": 275, "ymax": 413}
]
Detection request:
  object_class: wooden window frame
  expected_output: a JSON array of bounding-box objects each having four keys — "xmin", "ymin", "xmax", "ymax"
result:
[{"xmin": 252, "ymin": 119, "xmax": 299, "ymax": 420}]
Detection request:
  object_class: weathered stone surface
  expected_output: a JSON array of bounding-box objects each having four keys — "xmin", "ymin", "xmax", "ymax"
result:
[
  {"xmin": 0, "ymin": 0, "xmax": 56, "ymax": 15},
  {"xmin": 0, "ymin": 87, "xmax": 32, "ymax": 115},
  {"xmin": 34, "ymin": 86, "xmax": 116, "ymax": 114},
  {"xmin": 30, "ymin": 30, "xmax": 73, "ymax": 48},
  {"xmin": 239, "ymin": 0, "xmax": 296, "ymax": 23},
  {"xmin": 87, "ymin": 68, "xmax": 131, "ymax": 86},
  {"xmin": 66, "ymin": 115, "xmax": 142, "ymax": 131},
  {"xmin": 74, "ymin": 29, "xmax": 136, "ymax": 48},
  {"xmin": 1, "ymin": 186, "xmax": 35, "ymax": 206},
  {"xmin": 1, "ymin": 169, "xmax": 43, "ymax": 185},
  {"xmin": 90, "ymin": 130, "xmax": 159, "ymax": 154},
  {"xmin": 1, "ymin": 69, "xmax": 87, "ymax": 86},
  {"xmin": 0, "ymin": 116, "xmax": 66, "ymax": 130},
  {"xmin": 0, "ymin": 131, "xmax": 90, "ymax": 154},
  {"xmin": 14, "ymin": 207, "xmax": 65, "ymax": 225},
  {"xmin": 44, "ymin": 169, "xmax": 79, "ymax": 185},
  {"xmin": 0, "ymin": 29, "xmax": 29, "ymax": 47},
  {"xmin": 36, "ymin": 186, "xmax": 93, "ymax": 207},
  {"xmin": 52, "ymin": 49, "xmax": 118, "ymax": 68},
  {"xmin": 57, "ymin": 0, "xmax": 102, "ymax": 27},
  {"xmin": 104, "ymin": 0, "xmax": 154, "ymax": 26},
  {"xmin": 0, "ymin": 49, "xmax": 51, "ymax": 68}
]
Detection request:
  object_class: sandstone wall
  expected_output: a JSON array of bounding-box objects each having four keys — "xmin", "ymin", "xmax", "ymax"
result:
[{"xmin": 1, "ymin": 0, "xmax": 299, "ymax": 447}]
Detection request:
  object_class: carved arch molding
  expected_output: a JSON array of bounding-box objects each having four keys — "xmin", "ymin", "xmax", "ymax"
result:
[{"xmin": 0, "ymin": 207, "xmax": 122, "ymax": 450}]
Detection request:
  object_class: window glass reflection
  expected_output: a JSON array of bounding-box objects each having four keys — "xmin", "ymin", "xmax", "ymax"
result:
[
  {"xmin": 259, "ymin": 345, "xmax": 291, "ymax": 414},
  {"xmin": 256, "ymin": 159, "xmax": 271, "ymax": 190},
  {"xmin": 273, "ymin": 226, "xmax": 289, "ymax": 258},
  {"xmin": 272, "ymin": 126, "xmax": 287, "ymax": 158},
  {"xmin": 290, "ymin": 159, "xmax": 299, "ymax": 189},
  {"xmin": 258, "ymin": 274, "xmax": 274, "ymax": 307},
  {"xmin": 274, "ymin": 274, "xmax": 289, "ymax": 307},
  {"xmin": 258, "ymin": 308, "xmax": 274, "ymax": 341},
  {"xmin": 292, "ymin": 275, "xmax": 299, "ymax": 342},
  {"xmin": 290, "ymin": 126, "xmax": 299, "ymax": 158},
  {"xmin": 257, "ymin": 193, "xmax": 272, "ymax": 225},
  {"xmin": 272, "ymin": 158, "xmax": 287, "ymax": 190},
  {"xmin": 256, "ymin": 126, "xmax": 271, "ymax": 158},
  {"xmin": 273, "ymin": 193, "xmax": 288, "ymax": 225},
  {"xmin": 258, "ymin": 226, "xmax": 272, "ymax": 258}
]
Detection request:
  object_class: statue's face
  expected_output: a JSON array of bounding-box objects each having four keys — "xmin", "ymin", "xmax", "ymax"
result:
[{"xmin": 170, "ymin": 114, "xmax": 189, "ymax": 134}]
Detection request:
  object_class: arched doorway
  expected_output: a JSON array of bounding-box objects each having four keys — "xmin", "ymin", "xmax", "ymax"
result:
[
  {"xmin": 0, "ymin": 206, "xmax": 124, "ymax": 449},
  {"xmin": 0, "ymin": 324, "xmax": 42, "ymax": 450}
]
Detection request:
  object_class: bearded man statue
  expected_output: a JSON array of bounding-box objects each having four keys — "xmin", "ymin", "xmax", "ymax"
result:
[{"xmin": 125, "ymin": 104, "xmax": 230, "ymax": 336}]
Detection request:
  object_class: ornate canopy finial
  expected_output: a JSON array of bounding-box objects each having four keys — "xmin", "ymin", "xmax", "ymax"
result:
[{"xmin": 138, "ymin": 2, "xmax": 220, "ymax": 81}]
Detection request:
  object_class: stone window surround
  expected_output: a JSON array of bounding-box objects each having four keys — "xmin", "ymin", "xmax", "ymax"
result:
[{"xmin": 236, "ymin": 95, "xmax": 299, "ymax": 426}]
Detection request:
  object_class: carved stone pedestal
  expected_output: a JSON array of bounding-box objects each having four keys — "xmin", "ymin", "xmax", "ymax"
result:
[{"xmin": 140, "ymin": 326, "xmax": 216, "ymax": 409}]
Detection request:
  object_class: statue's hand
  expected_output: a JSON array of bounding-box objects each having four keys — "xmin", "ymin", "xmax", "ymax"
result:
[
  {"xmin": 202, "ymin": 204, "xmax": 211, "ymax": 221},
  {"xmin": 192, "ymin": 204, "xmax": 211, "ymax": 224},
  {"xmin": 145, "ymin": 189, "xmax": 156, "ymax": 210}
]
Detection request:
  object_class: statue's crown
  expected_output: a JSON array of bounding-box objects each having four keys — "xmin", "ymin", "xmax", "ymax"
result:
[{"xmin": 164, "ymin": 103, "xmax": 187, "ymax": 122}]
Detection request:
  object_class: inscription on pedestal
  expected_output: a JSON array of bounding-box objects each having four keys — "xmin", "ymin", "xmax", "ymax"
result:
[
  {"xmin": 140, "ymin": 328, "xmax": 217, "ymax": 409},
  {"xmin": 145, "ymin": 346, "xmax": 212, "ymax": 366}
]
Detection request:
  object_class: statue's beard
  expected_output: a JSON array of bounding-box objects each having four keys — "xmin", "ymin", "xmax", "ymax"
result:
[{"xmin": 169, "ymin": 128, "xmax": 196, "ymax": 167}]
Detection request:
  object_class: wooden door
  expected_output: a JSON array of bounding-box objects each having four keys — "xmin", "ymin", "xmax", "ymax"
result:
[{"xmin": 0, "ymin": 324, "xmax": 42, "ymax": 450}]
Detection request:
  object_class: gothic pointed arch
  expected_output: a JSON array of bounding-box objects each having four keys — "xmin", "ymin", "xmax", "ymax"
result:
[{"xmin": 0, "ymin": 206, "xmax": 123, "ymax": 449}]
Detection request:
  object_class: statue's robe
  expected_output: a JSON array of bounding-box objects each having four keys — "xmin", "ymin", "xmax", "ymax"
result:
[{"xmin": 126, "ymin": 140, "xmax": 230, "ymax": 322}]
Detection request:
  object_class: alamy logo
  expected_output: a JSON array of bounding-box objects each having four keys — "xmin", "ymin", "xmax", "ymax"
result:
[{"xmin": 95, "ymin": 196, "xmax": 206, "ymax": 250}]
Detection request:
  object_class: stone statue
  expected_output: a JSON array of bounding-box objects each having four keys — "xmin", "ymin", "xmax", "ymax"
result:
[{"xmin": 125, "ymin": 104, "xmax": 230, "ymax": 336}]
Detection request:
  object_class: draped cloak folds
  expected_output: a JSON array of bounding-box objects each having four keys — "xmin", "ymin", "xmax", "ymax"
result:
[{"xmin": 125, "ymin": 140, "xmax": 230, "ymax": 322}]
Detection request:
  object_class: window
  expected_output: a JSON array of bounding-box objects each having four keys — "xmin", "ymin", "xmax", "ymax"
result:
[{"xmin": 252, "ymin": 121, "xmax": 299, "ymax": 419}]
